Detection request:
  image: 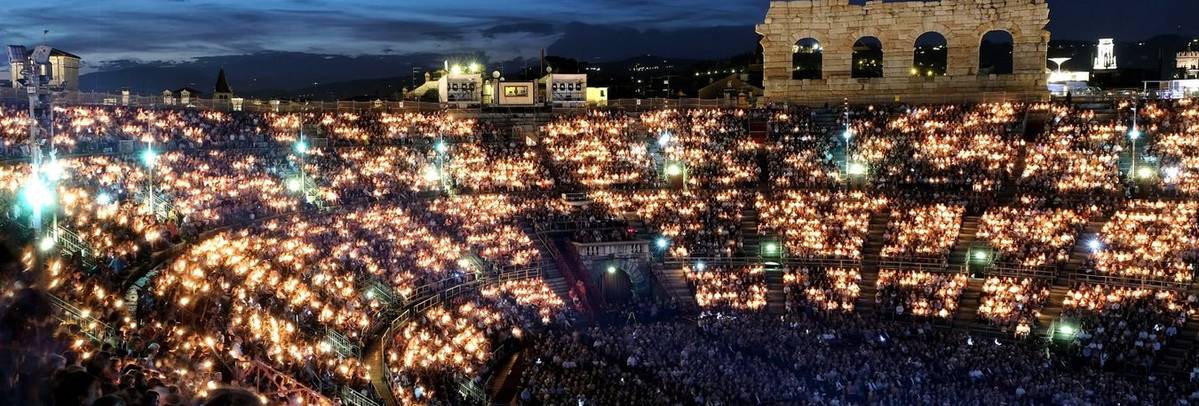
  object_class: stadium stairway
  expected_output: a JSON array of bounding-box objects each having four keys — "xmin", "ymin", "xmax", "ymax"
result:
[
  {"xmin": 741, "ymin": 205, "xmax": 761, "ymax": 256},
  {"xmin": 365, "ymin": 336, "xmax": 397, "ymax": 406},
  {"xmin": 855, "ymin": 210, "xmax": 891, "ymax": 316},
  {"xmin": 952, "ymin": 277, "xmax": 985, "ymax": 327},
  {"xmin": 860, "ymin": 210, "xmax": 891, "ymax": 271},
  {"xmin": 1063, "ymin": 217, "xmax": 1110, "ymax": 275},
  {"xmin": 654, "ymin": 263, "xmax": 698, "ymax": 310},
  {"xmin": 947, "ymin": 215, "xmax": 981, "ymax": 270},
  {"xmin": 487, "ymin": 349, "xmax": 525, "ymax": 405},
  {"xmin": 765, "ymin": 270, "xmax": 786, "ymax": 314},
  {"xmin": 812, "ymin": 109, "xmax": 841, "ymax": 132},
  {"xmin": 855, "ymin": 270, "xmax": 879, "ymax": 318},
  {"xmin": 1157, "ymin": 314, "xmax": 1199, "ymax": 374},
  {"xmin": 997, "ymin": 110, "xmax": 1048, "ymax": 203},
  {"xmin": 541, "ymin": 261, "xmax": 572, "ymax": 304},
  {"xmin": 1034, "ymin": 285, "xmax": 1071, "ymax": 336}
]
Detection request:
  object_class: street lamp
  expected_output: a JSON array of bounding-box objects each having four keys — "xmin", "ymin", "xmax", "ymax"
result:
[
  {"xmin": 294, "ymin": 123, "xmax": 310, "ymax": 201},
  {"xmin": 1136, "ymin": 166, "xmax": 1155, "ymax": 180},
  {"xmin": 847, "ymin": 161, "xmax": 868, "ymax": 177},
  {"xmin": 142, "ymin": 142, "xmax": 158, "ymax": 212},
  {"xmin": 1129, "ymin": 104, "xmax": 1140, "ymax": 181},
  {"xmin": 433, "ymin": 137, "xmax": 451, "ymax": 193},
  {"xmin": 842, "ymin": 128, "xmax": 853, "ymax": 179},
  {"xmin": 665, "ymin": 161, "xmax": 686, "ymax": 190},
  {"xmin": 20, "ymin": 173, "xmax": 54, "ymax": 229}
]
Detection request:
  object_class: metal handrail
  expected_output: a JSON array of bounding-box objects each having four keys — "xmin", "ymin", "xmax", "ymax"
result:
[
  {"xmin": 376, "ymin": 267, "xmax": 545, "ymax": 406},
  {"xmin": 1068, "ymin": 272, "xmax": 1192, "ymax": 291},
  {"xmin": 340, "ymin": 386, "xmax": 381, "ymax": 406}
]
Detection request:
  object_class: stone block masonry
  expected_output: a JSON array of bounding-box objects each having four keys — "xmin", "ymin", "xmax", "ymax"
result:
[{"xmin": 757, "ymin": 0, "xmax": 1051, "ymax": 105}]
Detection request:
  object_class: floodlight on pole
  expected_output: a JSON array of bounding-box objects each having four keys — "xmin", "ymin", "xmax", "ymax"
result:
[
  {"xmin": 38, "ymin": 235, "xmax": 56, "ymax": 252},
  {"xmin": 43, "ymin": 158, "xmax": 64, "ymax": 182},
  {"xmin": 1136, "ymin": 166, "xmax": 1155, "ymax": 179},
  {"xmin": 1129, "ymin": 104, "xmax": 1139, "ymax": 180},
  {"xmin": 655, "ymin": 237, "xmax": 669, "ymax": 250},
  {"xmin": 294, "ymin": 140, "xmax": 308, "ymax": 155},
  {"xmin": 20, "ymin": 174, "xmax": 54, "ymax": 213},
  {"xmin": 848, "ymin": 162, "xmax": 868, "ymax": 176},
  {"xmin": 665, "ymin": 162, "xmax": 683, "ymax": 177},
  {"xmin": 141, "ymin": 148, "xmax": 158, "ymax": 168}
]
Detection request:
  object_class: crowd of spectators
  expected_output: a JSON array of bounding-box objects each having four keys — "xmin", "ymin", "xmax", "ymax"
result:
[
  {"xmin": 977, "ymin": 276, "xmax": 1051, "ymax": 336},
  {"xmin": 1090, "ymin": 200, "xmax": 1199, "ymax": 283},
  {"xmin": 784, "ymin": 266, "xmax": 861, "ymax": 312},
  {"xmin": 847, "ymin": 103, "xmax": 1024, "ymax": 191},
  {"xmin": 521, "ymin": 308, "xmax": 1191, "ymax": 405},
  {"xmin": 880, "ymin": 203, "xmax": 964, "ymax": 260},
  {"xmin": 756, "ymin": 191, "xmax": 886, "ymax": 259},
  {"xmin": 876, "ymin": 270, "xmax": 968, "ymax": 319},
  {"xmin": 5, "ymin": 99, "xmax": 1199, "ymax": 405},
  {"xmin": 1020, "ymin": 104, "xmax": 1124, "ymax": 193},
  {"xmin": 1061, "ymin": 284, "xmax": 1192, "ymax": 370},
  {"xmin": 589, "ymin": 190, "xmax": 748, "ymax": 257},
  {"xmin": 685, "ymin": 264, "xmax": 766, "ymax": 311},
  {"xmin": 976, "ymin": 197, "xmax": 1093, "ymax": 267}
]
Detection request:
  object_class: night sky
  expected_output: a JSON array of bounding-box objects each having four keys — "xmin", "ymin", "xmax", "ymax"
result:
[{"xmin": 1, "ymin": 0, "xmax": 1196, "ymax": 74}]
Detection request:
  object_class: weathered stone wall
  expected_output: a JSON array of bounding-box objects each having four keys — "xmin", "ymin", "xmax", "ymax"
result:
[{"xmin": 757, "ymin": 0, "xmax": 1050, "ymax": 105}]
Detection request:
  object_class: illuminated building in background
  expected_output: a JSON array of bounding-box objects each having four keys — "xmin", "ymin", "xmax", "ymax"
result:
[
  {"xmin": 7, "ymin": 46, "xmax": 80, "ymax": 91},
  {"xmin": 1094, "ymin": 38, "xmax": 1117, "ymax": 70},
  {"xmin": 438, "ymin": 70, "xmax": 483, "ymax": 107},
  {"xmin": 539, "ymin": 69, "xmax": 587, "ymax": 108},
  {"xmin": 586, "ymin": 87, "xmax": 608, "ymax": 107},
  {"xmin": 1178, "ymin": 51, "xmax": 1199, "ymax": 79}
]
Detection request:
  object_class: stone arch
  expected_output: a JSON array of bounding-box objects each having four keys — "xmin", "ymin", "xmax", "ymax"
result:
[
  {"xmin": 852, "ymin": 36, "xmax": 884, "ymax": 78},
  {"xmin": 979, "ymin": 30, "xmax": 1015, "ymax": 75},
  {"xmin": 792, "ymin": 38, "xmax": 823, "ymax": 80},
  {"xmin": 913, "ymin": 32, "xmax": 948, "ymax": 77}
]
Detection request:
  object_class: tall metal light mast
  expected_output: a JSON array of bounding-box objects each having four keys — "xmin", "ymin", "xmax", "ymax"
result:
[{"xmin": 8, "ymin": 44, "xmax": 60, "ymax": 239}]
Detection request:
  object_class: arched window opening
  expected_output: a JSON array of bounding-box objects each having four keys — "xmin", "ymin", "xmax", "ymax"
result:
[
  {"xmin": 979, "ymin": 30, "xmax": 1014, "ymax": 75},
  {"xmin": 792, "ymin": 38, "xmax": 823, "ymax": 80},
  {"xmin": 852, "ymin": 37, "xmax": 884, "ymax": 78},
  {"xmin": 913, "ymin": 32, "xmax": 948, "ymax": 77}
]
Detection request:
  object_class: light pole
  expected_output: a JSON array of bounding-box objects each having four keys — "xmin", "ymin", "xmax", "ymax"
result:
[
  {"xmin": 434, "ymin": 137, "xmax": 450, "ymax": 193},
  {"xmin": 843, "ymin": 127, "xmax": 853, "ymax": 181},
  {"xmin": 294, "ymin": 115, "xmax": 310, "ymax": 202},
  {"xmin": 843, "ymin": 98, "xmax": 852, "ymax": 182},
  {"xmin": 141, "ymin": 140, "xmax": 158, "ymax": 214},
  {"xmin": 1129, "ymin": 103, "xmax": 1141, "ymax": 181}
]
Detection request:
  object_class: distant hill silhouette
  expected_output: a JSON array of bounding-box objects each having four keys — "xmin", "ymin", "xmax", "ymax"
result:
[
  {"xmin": 547, "ymin": 23, "xmax": 757, "ymax": 62},
  {"xmin": 80, "ymin": 52, "xmax": 445, "ymax": 94}
]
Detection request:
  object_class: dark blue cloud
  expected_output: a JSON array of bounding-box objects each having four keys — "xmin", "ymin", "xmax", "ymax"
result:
[{"xmin": 1, "ymin": 0, "xmax": 1194, "ymax": 75}]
